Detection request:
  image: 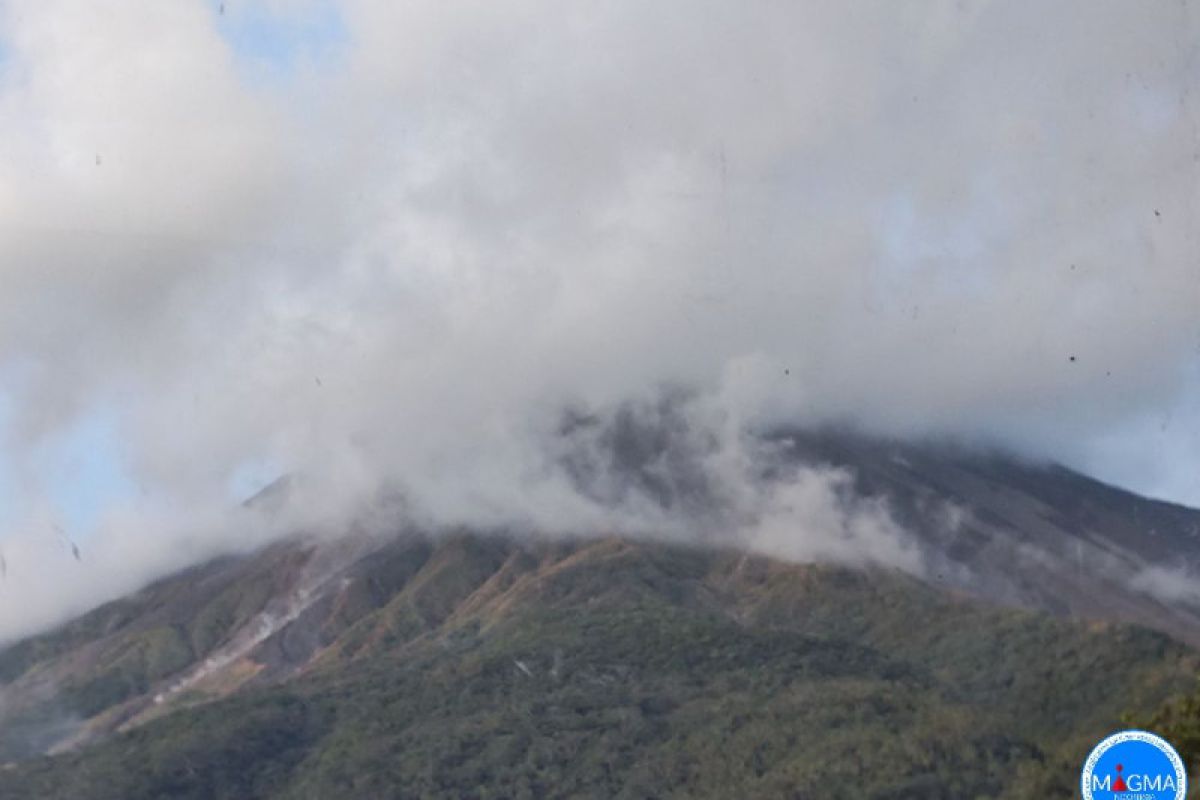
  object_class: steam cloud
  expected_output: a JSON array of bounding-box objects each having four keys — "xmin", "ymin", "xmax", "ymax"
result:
[{"xmin": 0, "ymin": 0, "xmax": 1197, "ymax": 642}]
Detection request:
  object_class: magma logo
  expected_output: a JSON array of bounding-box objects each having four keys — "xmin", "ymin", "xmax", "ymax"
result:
[{"xmin": 1081, "ymin": 730, "xmax": 1186, "ymax": 799}]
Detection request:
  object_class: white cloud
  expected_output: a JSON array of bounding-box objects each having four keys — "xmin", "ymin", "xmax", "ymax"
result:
[{"xmin": 0, "ymin": 0, "xmax": 1197, "ymax": 639}]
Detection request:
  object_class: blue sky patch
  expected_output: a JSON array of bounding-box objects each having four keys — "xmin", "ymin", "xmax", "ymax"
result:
[
  {"xmin": 33, "ymin": 405, "xmax": 139, "ymax": 543},
  {"xmin": 213, "ymin": 0, "xmax": 349, "ymax": 84}
]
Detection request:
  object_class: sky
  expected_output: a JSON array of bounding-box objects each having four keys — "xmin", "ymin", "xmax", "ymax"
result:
[{"xmin": 0, "ymin": 0, "xmax": 1198, "ymax": 639}]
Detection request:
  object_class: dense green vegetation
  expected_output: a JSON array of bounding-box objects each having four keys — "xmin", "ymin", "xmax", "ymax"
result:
[
  {"xmin": 1131, "ymin": 676, "xmax": 1200, "ymax": 784},
  {"xmin": 0, "ymin": 535, "xmax": 1194, "ymax": 799}
]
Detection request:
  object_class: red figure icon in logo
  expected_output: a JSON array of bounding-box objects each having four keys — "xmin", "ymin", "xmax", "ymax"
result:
[{"xmin": 1112, "ymin": 763, "xmax": 1128, "ymax": 792}]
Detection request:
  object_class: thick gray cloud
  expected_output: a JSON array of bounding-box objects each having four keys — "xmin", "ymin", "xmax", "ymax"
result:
[{"xmin": 0, "ymin": 0, "xmax": 1197, "ymax": 640}]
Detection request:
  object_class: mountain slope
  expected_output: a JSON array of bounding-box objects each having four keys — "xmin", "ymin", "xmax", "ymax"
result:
[
  {"xmin": 777, "ymin": 429, "xmax": 1200, "ymax": 645},
  {"xmin": 0, "ymin": 532, "xmax": 1195, "ymax": 799}
]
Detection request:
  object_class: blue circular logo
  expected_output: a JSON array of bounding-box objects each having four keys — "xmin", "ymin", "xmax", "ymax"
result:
[{"xmin": 1081, "ymin": 730, "xmax": 1186, "ymax": 799}]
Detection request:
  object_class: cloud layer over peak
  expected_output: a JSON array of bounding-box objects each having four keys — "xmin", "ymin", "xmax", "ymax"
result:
[{"xmin": 0, "ymin": 0, "xmax": 1197, "ymax": 638}]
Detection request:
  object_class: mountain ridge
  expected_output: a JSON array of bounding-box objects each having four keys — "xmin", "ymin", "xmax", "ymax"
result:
[{"xmin": 2, "ymin": 430, "xmax": 1200, "ymax": 796}]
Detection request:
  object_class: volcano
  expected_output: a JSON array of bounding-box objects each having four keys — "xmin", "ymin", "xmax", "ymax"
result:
[{"xmin": 0, "ymin": 430, "xmax": 1198, "ymax": 798}]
